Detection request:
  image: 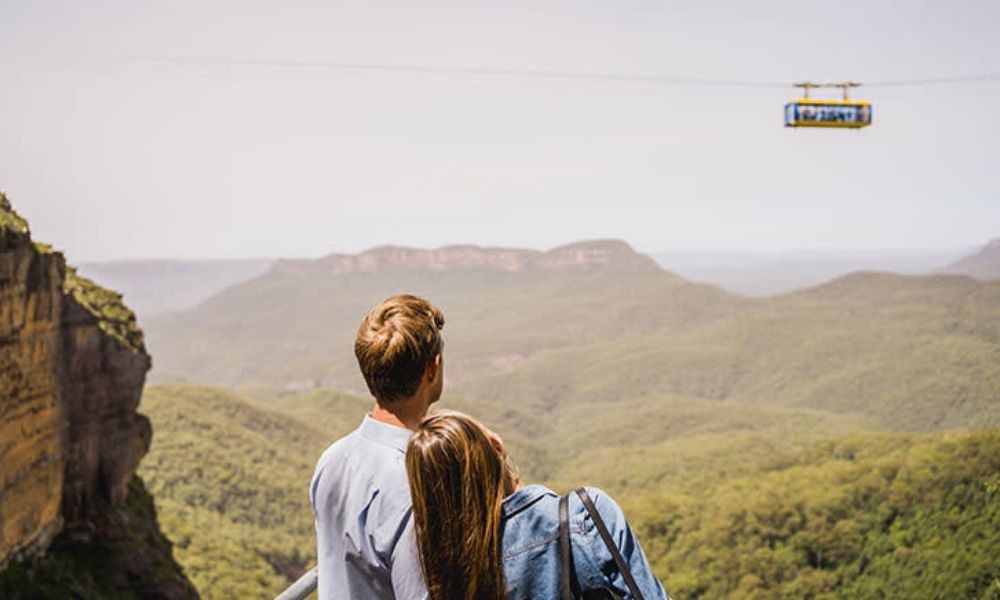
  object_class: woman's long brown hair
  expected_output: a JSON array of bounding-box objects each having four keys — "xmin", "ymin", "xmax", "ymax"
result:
[{"xmin": 406, "ymin": 412, "xmax": 517, "ymax": 600}]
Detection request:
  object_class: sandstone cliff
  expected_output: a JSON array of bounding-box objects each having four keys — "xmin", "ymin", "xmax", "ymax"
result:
[
  {"xmin": 270, "ymin": 239, "xmax": 660, "ymax": 276},
  {"xmin": 0, "ymin": 193, "xmax": 195, "ymax": 598}
]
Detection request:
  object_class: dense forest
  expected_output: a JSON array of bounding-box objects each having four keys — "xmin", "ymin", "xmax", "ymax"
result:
[{"xmin": 139, "ymin": 384, "xmax": 1000, "ymax": 599}]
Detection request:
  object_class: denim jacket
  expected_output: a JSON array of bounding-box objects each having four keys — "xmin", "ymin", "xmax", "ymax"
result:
[{"xmin": 501, "ymin": 485, "xmax": 670, "ymax": 600}]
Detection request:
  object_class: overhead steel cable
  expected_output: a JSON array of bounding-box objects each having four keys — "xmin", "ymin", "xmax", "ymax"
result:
[
  {"xmin": 146, "ymin": 56, "xmax": 785, "ymax": 88},
  {"xmin": 866, "ymin": 73, "xmax": 1000, "ymax": 86},
  {"xmin": 147, "ymin": 56, "xmax": 1000, "ymax": 89}
]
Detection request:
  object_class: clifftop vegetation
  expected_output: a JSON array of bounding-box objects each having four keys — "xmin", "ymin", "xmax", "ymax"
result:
[
  {"xmin": 64, "ymin": 266, "xmax": 146, "ymax": 354},
  {"xmin": 0, "ymin": 192, "xmax": 29, "ymax": 237},
  {"xmin": 0, "ymin": 191, "xmax": 145, "ymax": 353}
]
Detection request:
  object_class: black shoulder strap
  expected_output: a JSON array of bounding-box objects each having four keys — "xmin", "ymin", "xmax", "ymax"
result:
[
  {"xmin": 575, "ymin": 488, "xmax": 646, "ymax": 600},
  {"xmin": 559, "ymin": 493, "xmax": 573, "ymax": 600}
]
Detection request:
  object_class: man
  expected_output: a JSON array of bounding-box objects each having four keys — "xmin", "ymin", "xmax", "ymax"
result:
[{"xmin": 310, "ymin": 294, "xmax": 444, "ymax": 599}]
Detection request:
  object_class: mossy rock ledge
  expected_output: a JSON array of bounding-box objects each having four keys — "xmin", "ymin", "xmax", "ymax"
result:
[{"xmin": 0, "ymin": 191, "xmax": 145, "ymax": 354}]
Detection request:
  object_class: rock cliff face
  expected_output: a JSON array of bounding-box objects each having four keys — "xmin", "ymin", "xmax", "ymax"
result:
[
  {"xmin": 0, "ymin": 193, "xmax": 195, "ymax": 598},
  {"xmin": 270, "ymin": 239, "xmax": 660, "ymax": 276}
]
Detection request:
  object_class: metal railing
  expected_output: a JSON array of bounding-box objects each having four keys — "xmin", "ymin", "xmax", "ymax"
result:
[{"xmin": 274, "ymin": 566, "xmax": 318, "ymax": 600}]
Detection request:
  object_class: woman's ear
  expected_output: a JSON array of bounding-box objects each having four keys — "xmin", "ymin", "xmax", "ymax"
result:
[
  {"xmin": 482, "ymin": 425, "xmax": 523, "ymax": 492},
  {"xmin": 505, "ymin": 461, "xmax": 523, "ymax": 493},
  {"xmin": 484, "ymin": 426, "xmax": 505, "ymax": 455}
]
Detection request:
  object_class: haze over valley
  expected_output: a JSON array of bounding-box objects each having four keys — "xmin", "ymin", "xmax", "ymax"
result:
[{"xmin": 76, "ymin": 240, "xmax": 994, "ymax": 319}]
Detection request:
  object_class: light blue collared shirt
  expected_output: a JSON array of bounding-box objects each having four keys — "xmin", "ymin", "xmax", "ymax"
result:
[{"xmin": 310, "ymin": 415, "xmax": 428, "ymax": 600}]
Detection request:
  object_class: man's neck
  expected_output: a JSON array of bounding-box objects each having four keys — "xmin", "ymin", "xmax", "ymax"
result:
[{"xmin": 370, "ymin": 397, "xmax": 427, "ymax": 431}]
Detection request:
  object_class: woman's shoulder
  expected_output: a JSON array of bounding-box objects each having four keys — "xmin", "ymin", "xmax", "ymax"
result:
[
  {"xmin": 501, "ymin": 485, "xmax": 624, "ymax": 520},
  {"xmin": 502, "ymin": 484, "xmax": 559, "ymax": 520},
  {"xmin": 500, "ymin": 485, "xmax": 561, "ymax": 560},
  {"xmin": 572, "ymin": 486, "xmax": 625, "ymax": 520},
  {"xmin": 521, "ymin": 486, "xmax": 617, "ymax": 524}
]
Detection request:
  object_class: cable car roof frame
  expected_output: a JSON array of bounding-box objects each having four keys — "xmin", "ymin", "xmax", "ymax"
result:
[{"xmin": 794, "ymin": 81, "xmax": 862, "ymax": 100}]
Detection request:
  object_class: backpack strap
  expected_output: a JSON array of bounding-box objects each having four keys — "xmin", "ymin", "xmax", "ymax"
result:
[
  {"xmin": 575, "ymin": 488, "xmax": 646, "ymax": 600},
  {"xmin": 559, "ymin": 493, "xmax": 573, "ymax": 600}
]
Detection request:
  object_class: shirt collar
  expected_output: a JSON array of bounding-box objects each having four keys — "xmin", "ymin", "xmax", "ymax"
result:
[
  {"xmin": 502, "ymin": 484, "xmax": 553, "ymax": 519},
  {"xmin": 359, "ymin": 414, "xmax": 413, "ymax": 454}
]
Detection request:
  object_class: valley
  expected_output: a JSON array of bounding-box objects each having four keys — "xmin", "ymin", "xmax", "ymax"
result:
[{"xmin": 135, "ymin": 239, "xmax": 1000, "ymax": 598}]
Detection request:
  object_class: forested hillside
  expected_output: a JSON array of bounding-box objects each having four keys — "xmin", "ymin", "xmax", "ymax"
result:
[
  {"xmin": 628, "ymin": 431, "xmax": 1000, "ymax": 598},
  {"xmin": 136, "ymin": 386, "xmax": 363, "ymax": 596},
  {"xmin": 456, "ymin": 271, "xmax": 1000, "ymax": 431},
  {"xmin": 139, "ymin": 384, "xmax": 1000, "ymax": 599}
]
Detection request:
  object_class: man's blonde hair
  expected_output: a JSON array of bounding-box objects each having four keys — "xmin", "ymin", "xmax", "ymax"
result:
[{"xmin": 355, "ymin": 294, "xmax": 445, "ymax": 403}]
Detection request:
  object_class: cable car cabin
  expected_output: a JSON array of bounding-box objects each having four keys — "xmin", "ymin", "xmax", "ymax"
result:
[{"xmin": 784, "ymin": 99, "xmax": 872, "ymax": 128}]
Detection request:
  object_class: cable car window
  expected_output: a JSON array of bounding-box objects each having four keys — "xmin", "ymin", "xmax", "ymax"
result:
[
  {"xmin": 785, "ymin": 101, "xmax": 872, "ymax": 128},
  {"xmin": 797, "ymin": 104, "xmax": 866, "ymax": 122}
]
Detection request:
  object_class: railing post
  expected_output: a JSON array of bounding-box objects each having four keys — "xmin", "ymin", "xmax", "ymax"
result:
[{"xmin": 274, "ymin": 566, "xmax": 318, "ymax": 600}]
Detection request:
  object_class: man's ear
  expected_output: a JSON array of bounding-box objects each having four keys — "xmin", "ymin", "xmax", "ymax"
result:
[{"xmin": 426, "ymin": 354, "xmax": 441, "ymax": 381}]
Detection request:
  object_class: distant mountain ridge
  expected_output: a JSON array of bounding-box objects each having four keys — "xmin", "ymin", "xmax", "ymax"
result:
[
  {"xmin": 945, "ymin": 237, "xmax": 1000, "ymax": 280},
  {"xmin": 270, "ymin": 239, "xmax": 659, "ymax": 276},
  {"xmin": 146, "ymin": 238, "xmax": 736, "ymax": 393},
  {"xmin": 146, "ymin": 237, "xmax": 1000, "ymax": 432},
  {"xmin": 653, "ymin": 249, "xmax": 966, "ymax": 296}
]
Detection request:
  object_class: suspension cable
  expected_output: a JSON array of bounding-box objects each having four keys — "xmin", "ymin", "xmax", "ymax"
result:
[{"xmin": 147, "ymin": 56, "xmax": 1000, "ymax": 90}]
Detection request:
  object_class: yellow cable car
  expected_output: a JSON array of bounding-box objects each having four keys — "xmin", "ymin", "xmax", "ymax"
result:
[{"xmin": 784, "ymin": 82, "xmax": 872, "ymax": 128}]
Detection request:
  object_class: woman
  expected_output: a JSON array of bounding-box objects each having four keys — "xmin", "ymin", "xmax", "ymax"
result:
[{"xmin": 406, "ymin": 411, "xmax": 670, "ymax": 600}]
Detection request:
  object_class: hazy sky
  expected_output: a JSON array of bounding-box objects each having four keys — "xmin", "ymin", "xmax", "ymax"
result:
[{"xmin": 2, "ymin": 0, "xmax": 998, "ymax": 261}]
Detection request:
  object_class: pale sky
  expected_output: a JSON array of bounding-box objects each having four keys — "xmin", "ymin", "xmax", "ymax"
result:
[{"xmin": 1, "ymin": 0, "xmax": 998, "ymax": 261}]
